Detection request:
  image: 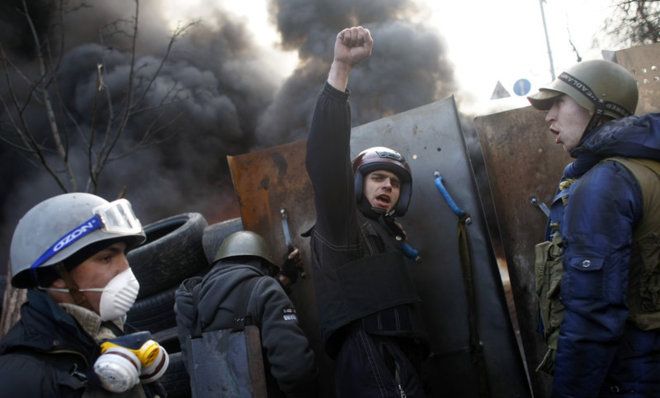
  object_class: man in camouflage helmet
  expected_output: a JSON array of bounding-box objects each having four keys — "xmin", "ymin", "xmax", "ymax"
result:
[
  {"xmin": 305, "ymin": 27, "xmax": 428, "ymax": 397},
  {"xmin": 174, "ymin": 230, "xmax": 318, "ymax": 397},
  {"xmin": 528, "ymin": 59, "xmax": 660, "ymax": 396},
  {"xmin": 0, "ymin": 193, "xmax": 167, "ymax": 397}
]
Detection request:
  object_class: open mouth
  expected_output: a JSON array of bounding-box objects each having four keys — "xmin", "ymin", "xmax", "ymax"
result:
[
  {"xmin": 549, "ymin": 128, "xmax": 560, "ymax": 143},
  {"xmin": 375, "ymin": 194, "xmax": 391, "ymax": 207}
]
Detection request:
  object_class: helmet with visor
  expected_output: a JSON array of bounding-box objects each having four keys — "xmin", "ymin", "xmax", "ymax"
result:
[{"xmin": 352, "ymin": 146, "xmax": 412, "ymax": 216}]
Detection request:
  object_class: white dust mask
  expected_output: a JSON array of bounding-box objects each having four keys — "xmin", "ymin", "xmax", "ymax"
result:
[{"xmin": 88, "ymin": 268, "xmax": 140, "ymax": 321}]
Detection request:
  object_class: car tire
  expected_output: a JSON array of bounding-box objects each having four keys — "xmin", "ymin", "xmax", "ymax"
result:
[
  {"xmin": 202, "ymin": 217, "xmax": 243, "ymax": 264},
  {"xmin": 128, "ymin": 213, "xmax": 208, "ymax": 298}
]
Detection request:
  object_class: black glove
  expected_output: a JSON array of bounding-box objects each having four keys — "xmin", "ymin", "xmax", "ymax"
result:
[{"xmin": 279, "ymin": 248, "xmax": 303, "ymax": 287}]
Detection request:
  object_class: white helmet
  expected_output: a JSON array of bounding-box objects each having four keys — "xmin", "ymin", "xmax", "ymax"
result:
[{"xmin": 10, "ymin": 193, "xmax": 145, "ymax": 288}]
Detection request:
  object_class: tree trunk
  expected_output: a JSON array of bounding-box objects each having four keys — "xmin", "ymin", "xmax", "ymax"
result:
[{"xmin": 0, "ymin": 269, "xmax": 26, "ymax": 337}]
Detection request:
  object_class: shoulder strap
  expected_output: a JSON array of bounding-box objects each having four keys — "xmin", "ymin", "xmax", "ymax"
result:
[
  {"xmin": 233, "ymin": 277, "xmax": 260, "ymax": 331},
  {"xmin": 607, "ymin": 156, "xmax": 660, "ymax": 176},
  {"xmin": 191, "ymin": 275, "xmax": 261, "ymax": 337},
  {"xmin": 191, "ymin": 283, "xmax": 203, "ymax": 338},
  {"xmin": 605, "ymin": 157, "xmax": 660, "ymax": 238}
]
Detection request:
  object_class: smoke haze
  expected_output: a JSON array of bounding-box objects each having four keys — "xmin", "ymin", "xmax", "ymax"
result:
[{"xmin": 0, "ymin": 0, "xmax": 456, "ymax": 272}]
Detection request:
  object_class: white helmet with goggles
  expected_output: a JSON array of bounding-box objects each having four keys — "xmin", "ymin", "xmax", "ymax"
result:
[{"xmin": 10, "ymin": 193, "xmax": 145, "ymax": 288}]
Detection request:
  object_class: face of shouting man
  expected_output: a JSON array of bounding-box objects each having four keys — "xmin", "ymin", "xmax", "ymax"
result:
[
  {"xmin": 544, "ymin": 94, "xmax": 592, "ymax": 153},
  {"xmin": 363, "ymin": 170, "xmax": 401, "ymax": 213}
]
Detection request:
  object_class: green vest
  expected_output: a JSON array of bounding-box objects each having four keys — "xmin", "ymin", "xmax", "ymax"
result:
[{"xmin": 534, "ymin": 157, "xmax": 660, "ymax": 374}]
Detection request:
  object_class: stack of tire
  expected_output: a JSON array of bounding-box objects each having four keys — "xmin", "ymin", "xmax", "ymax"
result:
[{"xmin": 126, "ymin": 213, "xmax": 243, "ymax": 397}]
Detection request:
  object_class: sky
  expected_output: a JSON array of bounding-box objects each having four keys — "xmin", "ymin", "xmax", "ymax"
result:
[{"xmin": 160, "ymin": 0, "xmax": 619, "ymax": 114}]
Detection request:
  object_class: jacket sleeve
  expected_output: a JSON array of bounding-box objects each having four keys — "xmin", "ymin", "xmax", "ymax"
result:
[
  {"xmin": 0, "ymin": 353, "xmax": 62, "ymax": 396},
  {"xmin": 552, "ymin": 161, "xmax": 642, "ymax": 397},
  {"xmin": 305, "ymin": 82, "xmax": 360, "ymax": 247},
  {"xmin": 252, "ymin": 276, "xmax": 318, "ymax": 397}
]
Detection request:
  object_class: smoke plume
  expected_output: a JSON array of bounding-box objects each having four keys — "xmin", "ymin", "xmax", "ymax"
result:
[{"xmin": 0, "ymin": 0, "xmax": 455, "ymax": 273}]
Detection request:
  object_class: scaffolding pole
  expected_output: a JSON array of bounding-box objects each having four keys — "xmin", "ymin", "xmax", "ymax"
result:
[{"xmin": 538, "ymin": 0, "xmax": 556, "ymax": 80}]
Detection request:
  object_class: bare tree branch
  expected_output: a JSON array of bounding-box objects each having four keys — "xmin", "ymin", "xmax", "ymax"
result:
[
  {"xmin": 21, "ymin": 0, "xmax": 76, "ymax": 191},
  {"xmin": 134, "ymin": 20, "xmax": 197, "ymax": 110},
  {"xmin": 604, "ymin": 0, "xmax": 659, "ymax": 46},
  {"xmin": 1, "ymin": 0, "xmax": 195, "ymax": 195}
]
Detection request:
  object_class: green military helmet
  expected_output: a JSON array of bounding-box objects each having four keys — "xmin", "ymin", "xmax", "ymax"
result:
[
  {"xmin": 528, "ymin": 59, "xmax": 639, "ymax": 119},
  {"xmin": 213, "ymin": 231, "xmax": 277, "ymax": 267}
]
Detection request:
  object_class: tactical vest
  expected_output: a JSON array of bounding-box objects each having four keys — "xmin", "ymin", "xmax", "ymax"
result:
[
  {"xmin": 534, "ymin": 157, "xmax": 660, "ymax": 374},
  {"xmin": 308, "ymin": 213, "xmax": 421, "ymax": 357}
]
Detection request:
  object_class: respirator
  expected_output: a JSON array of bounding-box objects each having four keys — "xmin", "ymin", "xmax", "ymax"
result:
[{"xmin": 93, "ymin": 331, "xmax": 169, "ymax": 393}]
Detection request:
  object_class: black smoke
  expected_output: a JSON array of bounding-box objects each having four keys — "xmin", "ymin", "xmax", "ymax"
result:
[
  {"xmin": 256, "ymin": 0, "xmax": 456, "ymax": 145},
  {"xmin": 0, "ymin": 0, "xmax": 456, "ymax": 273}
]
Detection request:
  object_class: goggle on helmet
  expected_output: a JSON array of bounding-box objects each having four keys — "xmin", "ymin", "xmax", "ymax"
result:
[{"xmin": 10, "ymin": 193, "xmax": 146, "ymax": 288}]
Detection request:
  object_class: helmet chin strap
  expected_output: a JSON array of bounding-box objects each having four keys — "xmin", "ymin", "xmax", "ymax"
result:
[
  {"xmin": 370, "ymin": 206, "xmax": 396, "ymax": 217},
  {"xmin": 584, "ymin": 102, "xmax": 607, "ymax": 134},
  {"xmin": 572, "ymin": 101, "xmax": 609, "ymax": 157},
  {"xmin": 54, "ymin": 263, "xmax": 94, "ymax": 310}
]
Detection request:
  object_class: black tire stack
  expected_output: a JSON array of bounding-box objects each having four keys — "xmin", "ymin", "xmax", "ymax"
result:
[{"xmin": 126, "ymin": 214, "xmax": 243, "ymax": 397}]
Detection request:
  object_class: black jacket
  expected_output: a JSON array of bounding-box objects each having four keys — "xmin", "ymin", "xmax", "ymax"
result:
[
  {"xmin": 174, "ymin": 260, "xmax": 318, "ymax": 398},
  {"xmin": 0, "ymin": 289, "xmax": 162, "ymax": 397},
  {"xmin": 305, "ymin": 82, "xmax": 425, "ymax": 358}
]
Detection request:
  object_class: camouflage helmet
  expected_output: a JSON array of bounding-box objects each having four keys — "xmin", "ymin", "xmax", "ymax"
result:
[
  {"xmin": 352, "ymin": 146, "xmax": 413, "ymax": 216},
  {"xmin": 213, "ymin": 231, "xmax": 277, "ymax": 266},
  {"xmin": 10, "ymin": 193, "xmax": 145, "ymax": 288},
  {"xmin": 528, "ymin": 59, "xmax": 638, "ymax": 119}
]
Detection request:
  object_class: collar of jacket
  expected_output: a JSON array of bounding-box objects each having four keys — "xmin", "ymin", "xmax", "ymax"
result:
[
  {"xmin": 0, "ymin": 289, "xmax": 98, "ymax": 358},
  {"xmin": 571, "ymin": 114, "xmax": 660, "ymax": 162},
  {"xmin": 214, "ymin": 259, "xmax": 272, "ymax": 276}
]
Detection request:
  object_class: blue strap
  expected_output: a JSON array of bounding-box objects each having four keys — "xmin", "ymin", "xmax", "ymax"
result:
[{"xmin": 30, "ymin": 215, "xmax": 103, "ymax": 270}]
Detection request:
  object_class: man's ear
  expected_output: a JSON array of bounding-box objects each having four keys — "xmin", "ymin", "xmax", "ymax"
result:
[{"xmin": 50, "ymin": 278, "xmax": 66, "ymax": 289}]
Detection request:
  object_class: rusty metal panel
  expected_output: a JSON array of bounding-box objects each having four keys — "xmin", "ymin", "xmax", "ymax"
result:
[
  {"xmin": 226, "ymin": 139, "xmax": 320, "ymax": 338},
  {"xmin": 226, "ymin": 140, "xmax": 331, "ymax": 394},
  {"xmin": 614, "ymin": 42, "xmax": 660, "ymax": 114},
  {"xmin": 228, "ymin": 97, "xmax": 530, "ymax": 398},
  {"xmin": 473, "ymin": 107, "xmax": 571, "ymax": 398}
]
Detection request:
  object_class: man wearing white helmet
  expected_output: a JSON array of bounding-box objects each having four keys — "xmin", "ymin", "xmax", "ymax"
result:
[
  {"xmin": 0, "ymin": 193, "xmax": 168, "ymax": 397},
  {"xmin": 305, "ymin": 27, "xmax": 428, "ymax": 397},
  {"xmin": 528, "ymin": 60, "xmax": 660, "ymax": 396}
]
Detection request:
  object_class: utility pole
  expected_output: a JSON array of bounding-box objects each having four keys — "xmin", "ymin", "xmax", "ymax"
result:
[{"xmin": 538, "ymin": 0, "xmax": 556, "ymax": 80}]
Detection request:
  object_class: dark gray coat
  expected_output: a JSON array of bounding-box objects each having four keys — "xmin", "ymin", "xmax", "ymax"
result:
[{"xmin": 174, "ymin": 260, "xmax": 318, "ymax": 398}]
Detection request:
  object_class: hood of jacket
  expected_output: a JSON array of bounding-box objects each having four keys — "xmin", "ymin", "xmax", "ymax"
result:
[
  {"xmin": 565, "ymin": 113, "xmax": 660, "ymax": 179},
  {"xmin": 176, "ymin": 261, "xmax": 266, "ymax": 333}
]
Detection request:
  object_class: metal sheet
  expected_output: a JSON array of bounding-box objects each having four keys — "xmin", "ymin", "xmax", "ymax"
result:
[
  {"xmin": 228, "ymin": 97, "xmax": 530, "ymax": 397},
  {"xmin": 473, "ymin": 106, "xmax": 571, "ymax": 398},
  {"xmin": 351, "ymin": 96, "xmax": 530, "ymax": 398},
  {"xmin": 226, "ymin": 140, "xmax": 331, "ymax": 394},
  {"xmin": 614, "ymin": 42, "xmax": 660, "ymax": 115}
]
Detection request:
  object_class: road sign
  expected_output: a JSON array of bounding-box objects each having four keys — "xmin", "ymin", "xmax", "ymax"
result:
[{"xmin": 512, "ymin": 79, "xmax": 531, "ymax": 96}]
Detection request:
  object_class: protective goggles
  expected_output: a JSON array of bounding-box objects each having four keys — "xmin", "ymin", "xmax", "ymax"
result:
[{"xmin": 30, "ymin": 199, "xmax": 142, "ymax": 270}]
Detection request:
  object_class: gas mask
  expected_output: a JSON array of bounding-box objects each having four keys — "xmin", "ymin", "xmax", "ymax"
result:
[{"xmin": 94, "ymin": 331, "xmax": 169, "ymax": 393}]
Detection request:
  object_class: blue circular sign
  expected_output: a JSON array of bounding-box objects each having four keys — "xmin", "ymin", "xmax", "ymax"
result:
[{"xmin": 513, "ymin": 79, "xmax": 531, "ymax": 96}]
